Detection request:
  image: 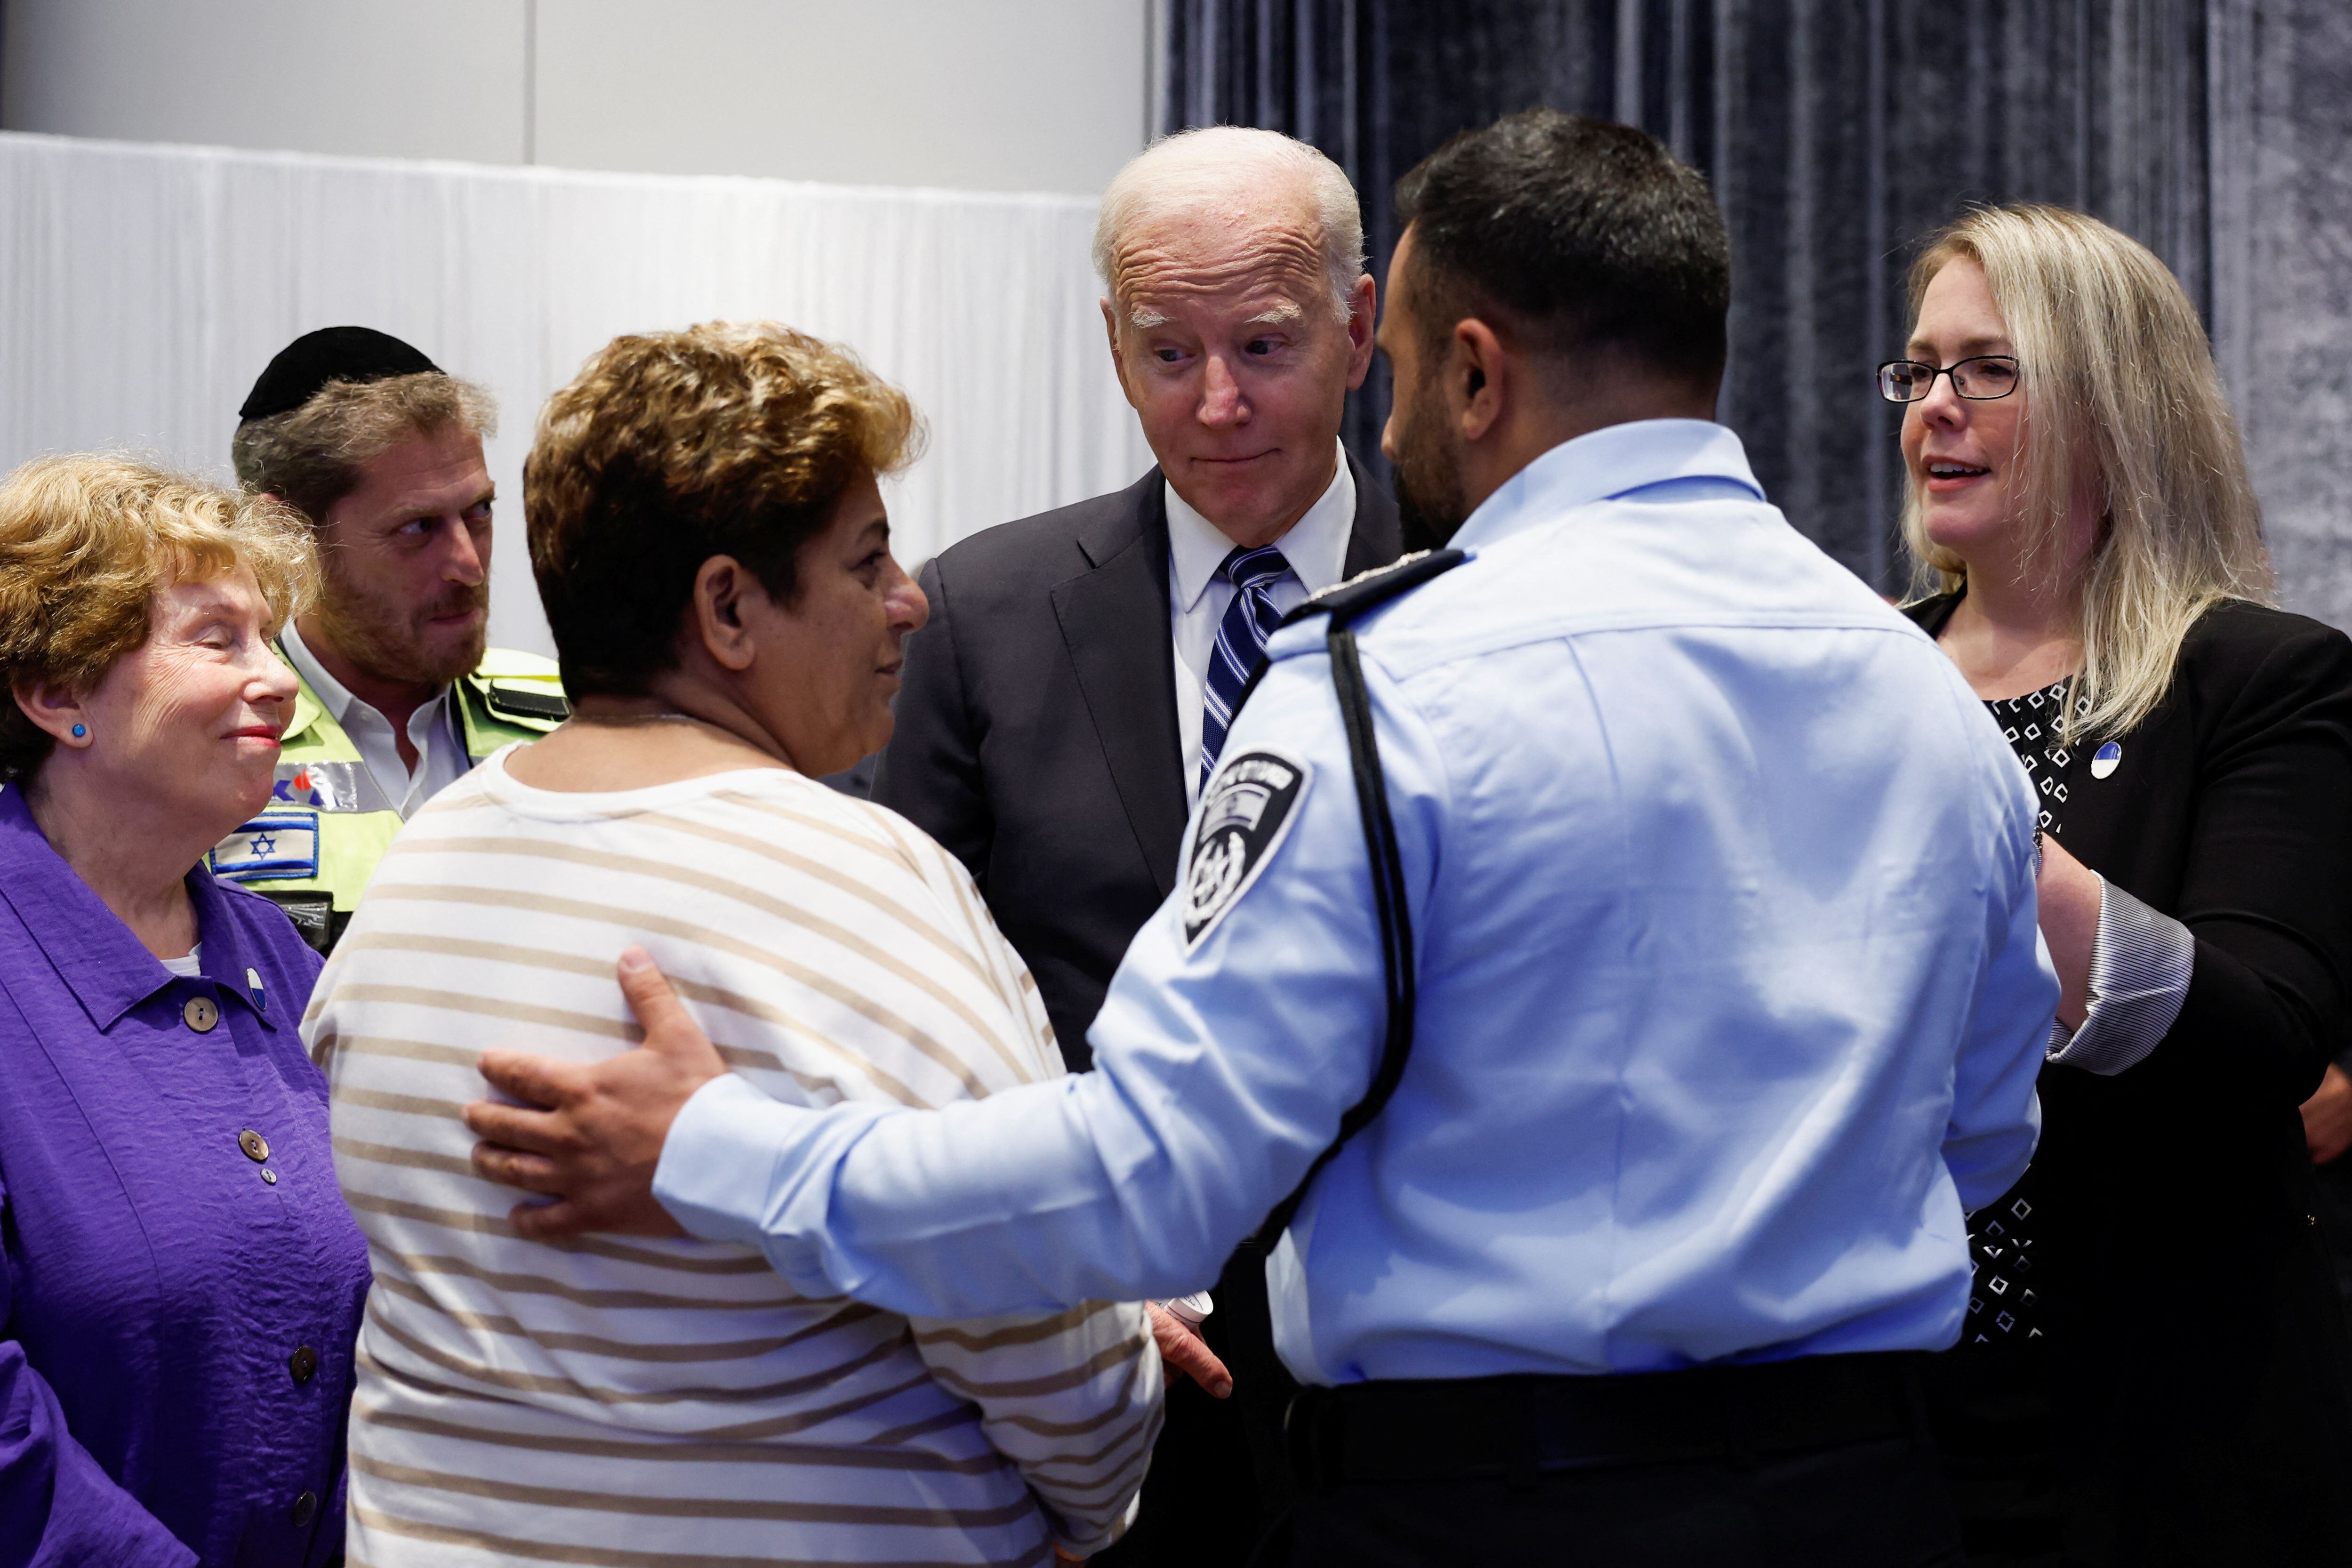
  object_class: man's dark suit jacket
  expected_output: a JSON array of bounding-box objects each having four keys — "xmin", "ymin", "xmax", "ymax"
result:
[
  {"xmin": 1907, "ymin": 593, "xmax": 2352, "ymax": 1565},
  {"xmin": 875, "ymin": 458, "xmax": 1401, "ymax": 1069},
  {"xmin": 872, "ymin": 458, "xmax": 1400, "ymax": 1564}
]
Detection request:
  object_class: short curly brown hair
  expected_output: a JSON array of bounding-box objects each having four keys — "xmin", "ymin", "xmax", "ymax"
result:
[
  {"xmin": 524, "ymin": 322, "xmax": 923, "ymax": 697},
  {"xmin": 0, "ymin": 456, "xmax": 318, "ymax": 782}
]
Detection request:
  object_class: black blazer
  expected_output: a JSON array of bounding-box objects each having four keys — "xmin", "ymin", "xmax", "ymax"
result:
[
  {"xmin": 1908, "ymin": 593, "xmax": 2352, "ymax": 1562},
  {"xmin": 874, "ymin": 459, "xmax": 1402, "ymax": 1070}
]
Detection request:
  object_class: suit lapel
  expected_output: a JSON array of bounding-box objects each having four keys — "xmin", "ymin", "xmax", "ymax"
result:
[
  {"xmin": 1340, "ymin": 452, "xmax": 1405, "ymax": 579},
  {"xmin": 1049, "ymin": 456, "xmax": 1400, "ymax": 900},
  {"xmin": 1052, "ymin": 472, "xmax": 1189, "ymax": 898}
]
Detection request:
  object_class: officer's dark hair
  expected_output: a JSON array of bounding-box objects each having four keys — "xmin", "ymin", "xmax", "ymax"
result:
[
  {"xmin": 524, "ymin": 322, "xmax": 923, "ymax": 698},
  {"xmin": 1393, "ymin": 110, "xmax": 1730, "ymax": 391}
]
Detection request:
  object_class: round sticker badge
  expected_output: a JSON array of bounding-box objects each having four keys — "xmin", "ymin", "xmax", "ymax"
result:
[{"xmin": 2091, "ymin": 741, "xmax": 2122, "ymax": 780}]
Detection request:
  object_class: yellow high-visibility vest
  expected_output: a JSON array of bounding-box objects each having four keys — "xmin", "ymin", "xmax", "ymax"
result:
[{"xmin": 208, "ymin": 645, "xmax": 567, "ymax": 951}]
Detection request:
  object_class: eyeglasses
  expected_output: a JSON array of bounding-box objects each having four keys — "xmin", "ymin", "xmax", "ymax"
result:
[{"xmin": 1877, "ymin": 355, "xmax": 2020, "ymax": 403}]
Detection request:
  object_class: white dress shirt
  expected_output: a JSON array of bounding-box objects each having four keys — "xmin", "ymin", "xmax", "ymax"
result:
[
  {"xmin": 1168, "ymin": 444, "xmax": 1356, "ymax": 804},
  {"xmin": 280, "ymin": 621, "xmax": 469, "ymax": 820},
  {"xmin": 654, "ymin": 418, "xmax": 2054, "ymax": 1383}
]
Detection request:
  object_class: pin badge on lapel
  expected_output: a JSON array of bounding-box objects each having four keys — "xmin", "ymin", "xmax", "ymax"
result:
[
  {"xmin": 246, "ymin": 966, "xmax": 266, "ymax": 1012},
  {"xmin": 2091, "ymin": 741, "xmax": 2122, "ymax": 780}
]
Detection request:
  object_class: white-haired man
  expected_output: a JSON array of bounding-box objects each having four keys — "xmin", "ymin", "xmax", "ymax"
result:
[{"xmin": 867, "ymin": 128, "xmax": 1401, "ymax": 1564}]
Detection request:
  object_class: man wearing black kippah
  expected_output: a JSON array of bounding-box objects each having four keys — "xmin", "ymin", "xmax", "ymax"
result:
[{"xmin": 213, "ymin": 327, "xmax": 569, "ymax": 952}]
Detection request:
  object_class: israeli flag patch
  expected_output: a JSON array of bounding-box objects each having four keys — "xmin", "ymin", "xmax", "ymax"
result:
[
  {"xmin": 1181, "ymin": 748, "xmax": 1311, "ymax": 951},
  {"xmin": 210, "ymin": 811, "xmax": 321, "ymax": 882}
]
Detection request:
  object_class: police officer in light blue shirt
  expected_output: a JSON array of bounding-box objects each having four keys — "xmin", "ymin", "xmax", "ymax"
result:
[{"xmin": 466, "ymin": 111, "xmax": 2054, "ymax": 1568}]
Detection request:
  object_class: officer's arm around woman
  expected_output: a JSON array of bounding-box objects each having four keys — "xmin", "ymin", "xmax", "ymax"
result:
[
  {"xmin": 0, "ymin": 458, "xmax": 371, "ymax": 1568},
  {"xmin": 1887, "ymin": 203, "xmax": 2352, "ymax": 1564}
]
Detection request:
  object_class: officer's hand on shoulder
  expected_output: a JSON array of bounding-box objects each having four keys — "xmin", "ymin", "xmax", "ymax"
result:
[{"xmin": 463, "ymin": 947, "xmax": 725, "ymax": 1238}]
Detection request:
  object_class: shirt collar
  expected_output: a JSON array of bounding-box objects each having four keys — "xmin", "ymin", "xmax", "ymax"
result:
[
  {"xmin": 1451, "ymin": 419, "xmax": 1765, "ymax": 553},
  {"xmin": 1166, "ymin": 442, "xmax": 1357, "ymax": 615},
  {"xmin": 279, "ymin": 619, "xmax": 358, "ymax": 728},
  {"xmin": 281, "ymin": 618, "xmax": 452, "ymax": 737},
  {"xmin": 0, "ymin": 785, "xmax": 276, "ymax": 1030}
]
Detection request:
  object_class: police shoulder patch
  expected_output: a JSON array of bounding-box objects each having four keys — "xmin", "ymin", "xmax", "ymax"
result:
[{"xmin": 1181, "ymin": 748, "xmax": 1312, "ymax": 950}]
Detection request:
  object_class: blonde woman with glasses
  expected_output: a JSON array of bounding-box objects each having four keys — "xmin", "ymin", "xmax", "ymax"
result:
[{"xmin": 1884, "ymin": 204, "xmax": 2352, "ymax": 1564}]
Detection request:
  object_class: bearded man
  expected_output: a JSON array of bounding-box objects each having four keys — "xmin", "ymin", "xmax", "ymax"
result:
[{"xmin": 217, "ymin": 327, "xmax": 568, "ymax": 951}]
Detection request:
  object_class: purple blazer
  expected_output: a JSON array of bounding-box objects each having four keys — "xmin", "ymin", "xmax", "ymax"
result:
[{"xmin": 0, "ymin": 785, "xmax": 370, "ymax": 1568}]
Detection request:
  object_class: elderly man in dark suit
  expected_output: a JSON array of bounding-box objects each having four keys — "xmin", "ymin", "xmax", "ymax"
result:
[{"xmin": 871, "ymin": 126, "xmax": 1400, "ymax": 1565}]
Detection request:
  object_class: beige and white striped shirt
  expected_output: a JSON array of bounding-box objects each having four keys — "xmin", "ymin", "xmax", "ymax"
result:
[{"xmin": 308, "ymin": 749, "xmax": 1160, "ymax": 1568}]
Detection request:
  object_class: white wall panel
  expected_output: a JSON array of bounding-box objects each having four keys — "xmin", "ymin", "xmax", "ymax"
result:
[
  {"xmin": 0, "ymin": 0, "xmax": 1149, "ymax": 193},
  {"xmin": 535, "ymin": 0, "xmax": 1148, "ymax": 193},
  {"xmin": 0, "ymin": 132, "xmax": 1154, "ymax": 657},
  {"xmin": 1, "ymin": 0, "xmax": 531, "ymax": 164}
]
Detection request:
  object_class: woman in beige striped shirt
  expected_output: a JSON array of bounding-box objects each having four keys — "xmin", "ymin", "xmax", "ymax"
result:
[{"xmin": 308, "ymin": 322, "xmax": 1160, "ymax": 1568}]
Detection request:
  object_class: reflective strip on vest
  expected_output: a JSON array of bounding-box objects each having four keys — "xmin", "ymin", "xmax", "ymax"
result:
[
  {"xmin": 265, "ymin": 758, "xmax": 399, "ymax": 815},
  {"xmin": 210, "ymin": 647, "xmax": 565, "ymax": 916}
]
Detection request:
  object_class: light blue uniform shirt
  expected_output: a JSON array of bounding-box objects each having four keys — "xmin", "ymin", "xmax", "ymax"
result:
[{"xmin": 657, "ymin": 418, "xmax": 2055, "ymax": 1384}]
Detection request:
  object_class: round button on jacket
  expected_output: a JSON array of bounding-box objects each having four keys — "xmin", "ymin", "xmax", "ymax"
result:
[
  {"xmin": 238, "ymin": 1129, "xmax": 270, "ymax": 1163},
  {"xmin": 289, "ymin": 1489, "xmax": 319, "ymax": 1528},
  {"xmin": 181, "ymin": 996, "xmax": 218, "ymax": 1033},
  {"xmin": 289, "ymin": 1345, "xmax": 319, "ymax": 1384}
]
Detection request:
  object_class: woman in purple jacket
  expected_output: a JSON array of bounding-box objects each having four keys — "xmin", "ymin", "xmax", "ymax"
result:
[{"xmin": 0, "ymin": 457, "xmax": 370, "ymax": 1568}]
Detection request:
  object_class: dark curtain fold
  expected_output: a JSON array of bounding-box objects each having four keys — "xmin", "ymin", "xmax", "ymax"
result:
[{"xmin": 1164, "ymin": 0, "xmax": 2217, "ymax": 591}]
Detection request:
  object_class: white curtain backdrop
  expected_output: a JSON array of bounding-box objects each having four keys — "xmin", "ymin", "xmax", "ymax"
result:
[{"xmin": 0, "ymin": 131, "xmax": 1153, "ymax": 656}]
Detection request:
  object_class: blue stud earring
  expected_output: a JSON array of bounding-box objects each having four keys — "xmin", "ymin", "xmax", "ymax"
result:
[{"xmin": 70, "ymin": 724, "xmax": 86, "ymax": 739}]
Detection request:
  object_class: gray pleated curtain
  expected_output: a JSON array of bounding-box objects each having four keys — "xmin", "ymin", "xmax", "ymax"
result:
[{"xmin": 1161, "ymin": 0, "xmax": 2220, "ymax": 591}]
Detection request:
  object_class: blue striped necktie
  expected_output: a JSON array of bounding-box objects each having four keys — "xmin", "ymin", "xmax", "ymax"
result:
[{"xmin": 1200, "ymin": 543, "xmax": 1293, "ymax": 788}]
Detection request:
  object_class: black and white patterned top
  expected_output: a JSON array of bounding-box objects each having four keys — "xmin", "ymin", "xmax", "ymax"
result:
[
  {"xmin": 1986, "ymin": 677, "xmax": 2085, "ymax": 836},
  {"xmin": 1965, "ymin": 678, "xmax": 2197, "ymax": 1347},
  {"xmin": 1965, "ymin": 679, "xmax": 2082, "ymax": 1346}
]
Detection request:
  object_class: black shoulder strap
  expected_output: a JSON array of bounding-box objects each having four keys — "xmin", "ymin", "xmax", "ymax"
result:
[
  {"xmin": 1251, "ymin": 547, "xmax": 1465, "ymax": 1247},
  {"xmin": 1227, "ymin": 549, "xmax": 1466, "ymax": 725}
]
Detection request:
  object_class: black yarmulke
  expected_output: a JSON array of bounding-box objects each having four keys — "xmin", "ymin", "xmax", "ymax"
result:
[{"xmin": 237, "ymin": 326, "xmax": 442, "ymax": 421}]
